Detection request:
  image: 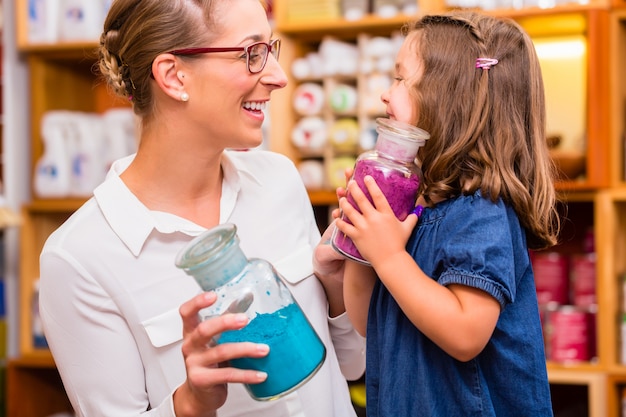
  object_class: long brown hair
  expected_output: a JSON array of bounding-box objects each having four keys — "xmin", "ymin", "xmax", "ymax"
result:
[{"xmin": 407, "ymin": 11, "xmax": 559, "ymax": 249}]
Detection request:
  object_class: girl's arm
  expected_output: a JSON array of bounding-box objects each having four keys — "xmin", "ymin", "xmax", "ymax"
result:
[
  {"xmin": 343, "ymin": 260, "xmax": 377, "ymax": 336},
  {"xmin": 337, "ymin": 176, "xmax": 501, "ymax": 361}
]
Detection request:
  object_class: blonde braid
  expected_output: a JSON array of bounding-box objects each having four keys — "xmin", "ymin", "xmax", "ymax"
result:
[{"xmin": 98, "ymin": 30, "xmax": 133, "ymax": 101}]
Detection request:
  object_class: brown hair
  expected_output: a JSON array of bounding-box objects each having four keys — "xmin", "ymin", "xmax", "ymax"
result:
[
  {"xmin": 97, "ymin": 0, "xmax": 225, "ymax": 119},
  {"xmin": 405, "ymin": 11, "xmax": 559, "ymax": 250}
]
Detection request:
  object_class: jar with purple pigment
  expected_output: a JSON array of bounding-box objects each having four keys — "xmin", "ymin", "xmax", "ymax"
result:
[
  {"xmin": 332, "ymin": 118, "xmax": 430, "ymax": 264},
  {"xmin": 175, "ymin": 223, "xmax": 326, "ymax": 401}
]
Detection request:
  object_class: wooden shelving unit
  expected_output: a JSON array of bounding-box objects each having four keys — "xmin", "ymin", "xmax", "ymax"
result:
[{"xmin": 7, "ymin": 0, "xmax": 626, "ymax": 416}]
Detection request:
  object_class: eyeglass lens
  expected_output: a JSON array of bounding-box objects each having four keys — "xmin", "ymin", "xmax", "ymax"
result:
[{"xmin": 248, "ymin": 40, "xmax": 280, "ymax": 73}]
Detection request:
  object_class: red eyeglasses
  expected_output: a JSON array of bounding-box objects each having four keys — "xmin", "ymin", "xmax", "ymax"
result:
[{"xmin": 167, "ymin": 39, "xmax": 281, "ymax": 74}]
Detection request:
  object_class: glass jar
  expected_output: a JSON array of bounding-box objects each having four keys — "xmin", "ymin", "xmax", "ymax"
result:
[
  {"xmin": 175, "ymin": 223, "xmax": 326, "ymax": 401},
  {"xmin": 332, "ymin": 117, "xmax": 430, "ymax": 264}
]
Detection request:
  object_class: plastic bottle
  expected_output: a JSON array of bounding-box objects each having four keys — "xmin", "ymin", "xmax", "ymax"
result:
[
  {"xmin": 70, "ymin": 113, "xmax": 106, "ymax": 196},
  {"xmin": 33, "ymin": 111, "xmax": 73, "ymax": 198},
  {"xmin": 58, "ymin": 0, "xmax": 108, "ymax": 41},
  {"xmin": 28, "ymin": 0, "xmax": 60, "ymax": 43},
  {"xmin": 175, "ymin": 223, "xmax": 326, "ymax": 401},
  {"xmin": 101, "ymin": 108, "xmax": 139, "ymax": 172},
  {"xmin": 32, "ymin": 279, "xmax": 48, "ymax": 349},
  {"xmin": 332, "ymin": 118, "xmax": 430, "ymax": 264}
]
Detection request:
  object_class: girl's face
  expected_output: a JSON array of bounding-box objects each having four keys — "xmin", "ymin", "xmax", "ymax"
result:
[
  {"xmin": 181, "ymin": 0, "xmax": 287, "ymax": 150},
  {"xmin": 381, "ymin": 32, "xmax": 423, "ymax": 125}
]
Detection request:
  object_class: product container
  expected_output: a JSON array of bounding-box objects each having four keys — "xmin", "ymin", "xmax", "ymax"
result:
[
  {"xmin": 332, "ymin": 117, "xmax": 429, "ymax": 264},
  {"xmin": 175, "ymin": 223, "xmax": 326, "ymax": 400}
]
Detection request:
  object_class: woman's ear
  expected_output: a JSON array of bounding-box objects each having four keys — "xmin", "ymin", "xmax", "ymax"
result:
[{"xmin": 152, "ymin": 54, "xmax": 187, "ymax": 101}]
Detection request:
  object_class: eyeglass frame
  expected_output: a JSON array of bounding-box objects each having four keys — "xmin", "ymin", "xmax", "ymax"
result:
[{"xmin": 166, "ymin": 39, "xmax": 281, "ymax": 74}]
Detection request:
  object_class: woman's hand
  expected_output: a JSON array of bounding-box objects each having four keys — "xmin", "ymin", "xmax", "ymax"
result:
[
  {"xmin": 312, "ymin": 166, "xmax": 354, "ymax": 317},
  {"xmin": 313, "ymin": 221, "xmax": 347, "ymax": 317},
  {"xmin": 173, "ymin": 292, "xmax": 269, "ymax": 417}
]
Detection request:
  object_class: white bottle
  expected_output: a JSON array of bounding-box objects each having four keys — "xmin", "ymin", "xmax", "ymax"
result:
[
  {"xmin": 70, "ymin": 113, "xmax": 106, "ymax": 196},
  {"xmin": 101, "ymin": 108, "xmax": 139, "ymax": 172},
  {"xmin": 33, "ymin": 111, "xmax": 73, "ymax": 198},
  {"xmin": 28, "ymin": 0, "xmax": 61, "ymax": 43},
  {"xmin": 58, "ymin": 0, "xmax": 107, "ymax": 41},
  {"xmin": 32, "ymin": 279, "xmax": 48, "ymax": 349}
]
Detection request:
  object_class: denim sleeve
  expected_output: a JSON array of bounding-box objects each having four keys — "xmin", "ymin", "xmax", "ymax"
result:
[{"xmin": 433, "ymin": 197, "xmax": 519, "ymax": 308}]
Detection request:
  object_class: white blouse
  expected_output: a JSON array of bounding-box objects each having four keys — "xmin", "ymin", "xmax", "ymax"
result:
[{"xmin": 39, "ymin": 150, "xmax": 366, "ymax": 417}]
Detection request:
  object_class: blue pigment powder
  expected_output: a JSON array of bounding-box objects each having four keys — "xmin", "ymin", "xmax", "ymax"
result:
[{"xmin": 218, "ymin": 302, "xmax": 326, "ymax": 400}]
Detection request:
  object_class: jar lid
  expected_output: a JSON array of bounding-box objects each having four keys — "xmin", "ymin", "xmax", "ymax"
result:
[
  {"xmin": 375, "ymin": 118, "xmax": 430, "ymax": 161},
  {"xmin": 175, "ymin": 223, "xmax": 247, "ymax": 290},
  {"xmin": 376, "ymin": 118, "xmax": 430, "ymax": 143}
]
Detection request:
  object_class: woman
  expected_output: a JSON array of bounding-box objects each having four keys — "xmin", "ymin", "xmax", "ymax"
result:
[{"xmin": 39, "ymin": 0, "xmax": 365, "ymax": 416}]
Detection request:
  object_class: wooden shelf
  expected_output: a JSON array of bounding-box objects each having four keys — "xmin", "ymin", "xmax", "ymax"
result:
[
  {"xmin": 7, "ymin": 357, "xmax": 73, "ymax": 417},
  {"xmin": 9, "ymin": 1, "xmax": 626, "ymax": 416},
  {"xmin": 277, "ymin": 14, "xmax": 415, "ymax": 39}
]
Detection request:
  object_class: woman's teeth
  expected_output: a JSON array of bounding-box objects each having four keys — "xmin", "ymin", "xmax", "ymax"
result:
[{"xmin": 243, "ymin": 101, "xmax": 266, "ymax": 111}]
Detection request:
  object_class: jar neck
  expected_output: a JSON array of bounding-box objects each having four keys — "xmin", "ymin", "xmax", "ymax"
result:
[
  {"xmin": 190, "ymin": 245, "xmax": 247, "ymax": 289},
  {"xmin": 374, "ymin": 118, "xmax": 429, "ymax": 163},
  {"xmin": 374, "ymin": 132, "xmax": 419, "ymax": 163}
]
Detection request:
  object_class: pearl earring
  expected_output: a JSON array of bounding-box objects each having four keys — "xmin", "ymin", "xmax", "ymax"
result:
[{"xmin": 181, "ymin": 92, "xmax": 189, "ymax": 102}]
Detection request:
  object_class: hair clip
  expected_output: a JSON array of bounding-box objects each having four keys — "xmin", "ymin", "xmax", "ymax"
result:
[{"xmin": 476, "ymin": 58, "xmax": 499, "ymax": 70}]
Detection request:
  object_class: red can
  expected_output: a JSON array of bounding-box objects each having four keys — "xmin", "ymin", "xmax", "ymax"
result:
[
  {"xmin": 532, "ymin": 252, "xmax": 569, "ymax": 305},
  {"xmin": 546, "ymin": 306, "xmax": 596, "ymax": 363},
  {"xmin": 570, "ymin": 253, "xmax": 596, "ymax": 308}
]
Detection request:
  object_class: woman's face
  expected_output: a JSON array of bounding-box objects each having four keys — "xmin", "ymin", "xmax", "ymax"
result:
[
  {"xmin": 381, "ymin": 32, "xmax": 423, "ymax": 126},
  {"xmin": 181, "ymin": 0, "xmax": 287, "ymax": 150}
]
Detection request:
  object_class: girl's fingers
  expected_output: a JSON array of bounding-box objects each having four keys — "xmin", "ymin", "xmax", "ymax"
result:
[
  {"xmin": 362, "ymin": 175, "xmax": 392, "ymax": 212},
  {"xmin": 346, "ymin": 179, "xmax": 371, "ymax": 213},
  {"xmin": 337, "ymin": 197, "xmax": 358, "ymax": 231}
]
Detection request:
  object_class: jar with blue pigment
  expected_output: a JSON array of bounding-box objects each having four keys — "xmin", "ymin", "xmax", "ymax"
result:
[{"xmin": 175, "ymin": 223, "xmax": 326, "ymax": 401}]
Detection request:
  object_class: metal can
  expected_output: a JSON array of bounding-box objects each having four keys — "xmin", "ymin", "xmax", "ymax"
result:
[
  {"xmin": 545, "ymin": 305, "xmax": 596, "ymax": 363},
  {"xmin": 570, "ymin": 253, "xmax": 596, "ymax": 308},
  {"xmin": 532, "ymin": 252, "xmax": 570, "ymax": 305}
]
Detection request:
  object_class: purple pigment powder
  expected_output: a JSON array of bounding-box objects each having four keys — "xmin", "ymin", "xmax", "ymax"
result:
[
  {"xmin": 333, "ymin": 159, "xmax": 419, "ymax": 262},
  {"xmin": 218, "ymin": 302, "xmax": 326, "ymax": 400}
]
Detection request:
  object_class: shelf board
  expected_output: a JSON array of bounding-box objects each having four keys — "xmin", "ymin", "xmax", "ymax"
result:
[
  {"xmin": 276, "ymin": 14, "xmax": 412, "ymax": 40},
  {"xmin": 18, "ymin": 41, "xmax": 98, "ymax": 55},
  {"xmin": 275, "ymin": 3, "xmax": 610, "ymax": 40},
  {"xmin": 547, "ymin": 360, "xmax": 603, "ymax": 373},
  {"xmin": 308, "ymin": 190, "xmax": 338, "ymax": 206},
  {"xmin": 27, "ymin": 198, "xmax": 87, "ymax": 213},
  {"xmin": 9, "ymin": 352, "xmax": 56, "ymax": 369}
]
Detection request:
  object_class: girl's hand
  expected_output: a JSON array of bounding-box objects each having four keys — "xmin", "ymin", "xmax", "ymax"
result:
[
  {"xmin": 173, "ymin": 292, "xmax": 269, "ymax": 417},
  {"xmin": 336, "ymin": 175, "xmax": 418, "ymax": 267}
]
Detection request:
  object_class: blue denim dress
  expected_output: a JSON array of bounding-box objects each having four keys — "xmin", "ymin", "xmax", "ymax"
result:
[{"xmin": 366, "ymin": 191, "xmax": 553, "ymax": 417}]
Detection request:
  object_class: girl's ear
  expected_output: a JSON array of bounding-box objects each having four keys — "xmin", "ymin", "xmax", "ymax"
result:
[{"xmin": 151, "ymin": 54, "xmax": 187, "ymax": 101}]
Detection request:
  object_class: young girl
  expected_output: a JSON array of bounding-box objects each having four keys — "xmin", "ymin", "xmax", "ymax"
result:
[{"xmin": 336, "ymin": 11, "xmax": 559, "ymax": 417}]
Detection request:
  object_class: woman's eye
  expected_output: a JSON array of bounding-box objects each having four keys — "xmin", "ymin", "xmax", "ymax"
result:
[{"xmin": 248, "ymin": 52, "xmax": 262, "ymax": 64}]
